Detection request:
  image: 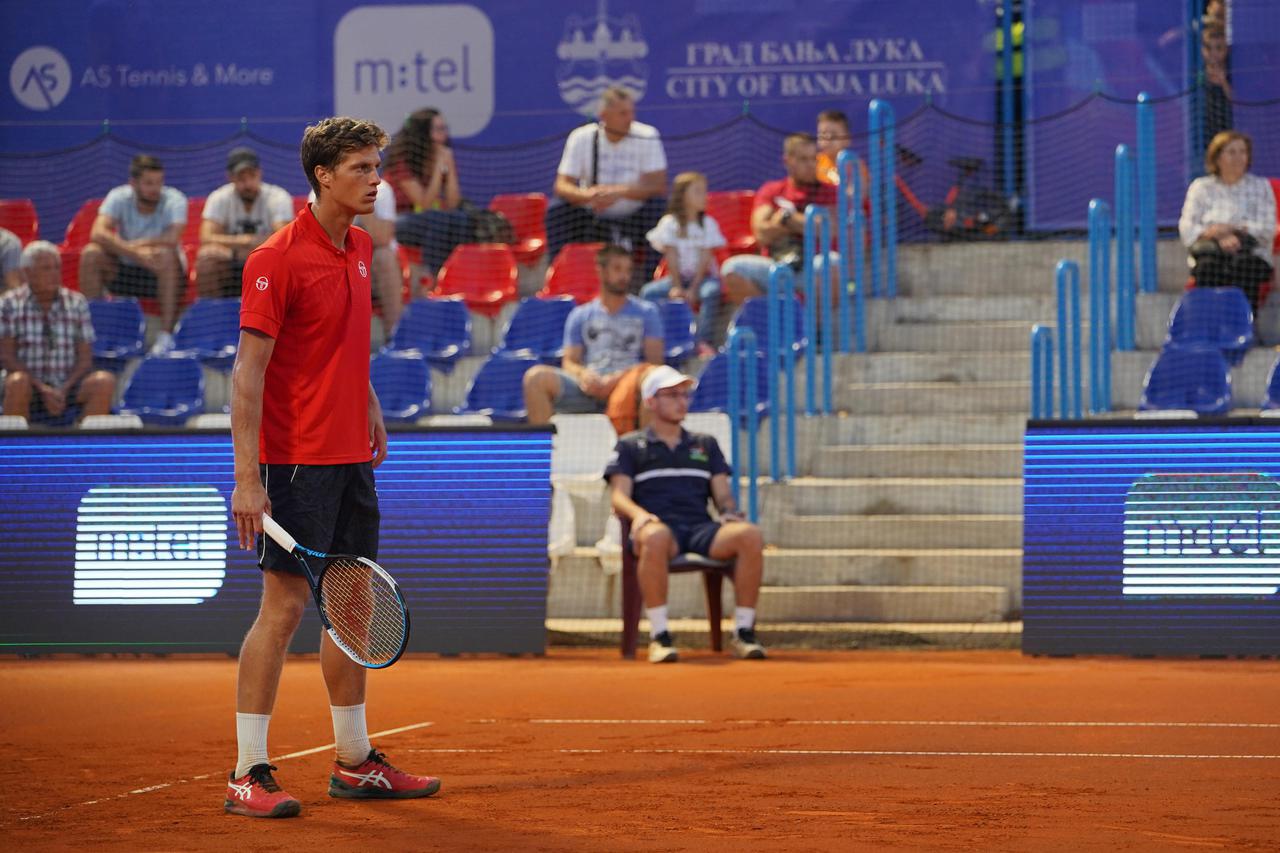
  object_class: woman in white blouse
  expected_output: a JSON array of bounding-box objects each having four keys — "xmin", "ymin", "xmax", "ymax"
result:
[{"xmin": 1178, "ymin": 130, "xmax": 1277, "ymax": 310}]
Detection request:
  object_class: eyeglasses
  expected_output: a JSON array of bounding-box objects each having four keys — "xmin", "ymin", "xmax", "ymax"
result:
[{"xmin": 654, "ymin": 389, "xmax": 691, "ymax": 400}]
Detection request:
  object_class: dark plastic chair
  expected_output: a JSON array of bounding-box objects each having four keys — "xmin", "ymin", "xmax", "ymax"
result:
[
  {"xmin": 385, "ymin": 297, "xmax": 472, "ymax": 372},
  {"xmin": 727, "ymin": 296, "xmax": 807, "ymax": 354},
  {"xmin": 171, "ymin": 298, "xmax": 240, "ymax": 370},
  {"xmin": 118, "ymin": 354, "xmax": 205, "ymax": 426},
  {"xmin": 658, "ymin": 299, "xmax": 696, "ymax": 366},
  {"xmin": 494, "ymin": 296, "xmax": 575, "ymax": 363},
  {"xmin": 689, "ymin": 349, "xmax": 771, "ymax": 416},
  {"xmin": 89, "ymin": 298, "xmax": 146, "ymax": 371},
  {"xmin": 453, "ymin": 355, "xmax": 539, "ymax": 421},
  {"xmin": 1167, "ymin": 287, "xmax": 1255, "ymax": 366},
  {"xmin": 1263, "ymin": 356, "xmax": 1280, "ymax": 411},
  {"xmin": 1139, "ymin": 344, "xmax": 1232, "ymax": 416},
  {"xmin": 618, "ymin": 515, "xmax": 735, "ymax": 659},
  {"xmin": 370, "ymin": 351, "xmax": 431, "ymax": 423}
]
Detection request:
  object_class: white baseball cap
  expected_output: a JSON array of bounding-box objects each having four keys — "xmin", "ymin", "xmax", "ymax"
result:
[{"xmin": 641, "ymin": 365, "xmax": 697, "ymax": 400}]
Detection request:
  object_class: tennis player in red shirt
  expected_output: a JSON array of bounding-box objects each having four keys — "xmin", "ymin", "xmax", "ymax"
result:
[{"xmin": 224, "ymin": 117, "xmax": 439, "ymax": 818}]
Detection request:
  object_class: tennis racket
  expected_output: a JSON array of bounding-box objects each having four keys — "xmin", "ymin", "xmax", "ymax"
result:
[{"xmin": 260, "ymin": 514, "xmax": 410, "ymax": 669}]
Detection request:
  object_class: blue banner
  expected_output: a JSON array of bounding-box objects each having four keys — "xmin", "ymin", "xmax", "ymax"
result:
[{"xmin": 3, "ymin": 0, "xmax": 997, "ymax": 149}]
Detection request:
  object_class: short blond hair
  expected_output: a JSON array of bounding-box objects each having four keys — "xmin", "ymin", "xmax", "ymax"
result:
[{"xmin": 1205, "ymin": 130, "xmax": 1251, "ymax": 176}]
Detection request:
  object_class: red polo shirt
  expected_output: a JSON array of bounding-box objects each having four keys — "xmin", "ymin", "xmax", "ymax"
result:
[
  {"xmin": 753, "ymin": 177, "xmax": 837, "ymax": 216},
  {"xmin": 240, "ymin": 204, "xmax": 373, "ymax": 464}
]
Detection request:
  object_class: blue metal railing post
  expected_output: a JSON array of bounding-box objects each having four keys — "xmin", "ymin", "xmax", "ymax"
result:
[
  {"xmin": 1030, "ymin": 325, "xmax": 1054, "ymax": 419},
  {"xmin": 1000, "ymin": 0, "xmax": 1016, "ymax": 201},
  {"xmin": 1114, "ymin": 144, "xmax": 1136, "ymax": 351},
  {"xmin": 726, "ymin": 327, "xmax": 760, "ymax": 523},
  {"xmin": 1054, "ymin": 260, "xmax": 1083, "ymax": 419},
  {"xmin": 803, "ymin": 204, "xmax": 834, "ymax": 415},
  {"xmin": 1087, "ymin": 199, "xmax": 1113, "ymax": 413},
  {"xmin": 868, "ymin": 100, "xmax": 885, "ymax": 298},
  {"xmin": 766, "ymin": 264, "xmax": 791, "ymax": 482},
  {"xmin": 835, "ymin": 149, "xmax": 866, "ymax": 353},
  {"xmin": 883, "ymin": 105, "xmax": 897, "ymax": 299},
  {"xmin": 783, "ymin": 282, "xmax": 797, "ymax": 478},
  {"xmin": 1136, "ymin": 92, "xmax": 1157, "ymax": 294}
]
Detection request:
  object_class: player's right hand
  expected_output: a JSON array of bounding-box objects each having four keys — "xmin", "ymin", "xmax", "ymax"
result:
[{"xmin": 231, "ymin": 481, "xmax": 271, "ymax": 551}]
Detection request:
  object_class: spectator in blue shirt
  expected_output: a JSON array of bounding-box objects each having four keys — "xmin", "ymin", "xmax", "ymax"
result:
[
  {"xmin": 523, "ymin": 244, "xmax": 664, "ymax": 425},
  {"xmin": 605, "ymin": 365, "xmax": 767, "ymax": 663},
  {"xmin": 79, "ymin": 154, "xmax": 188, "ymax": 351}
]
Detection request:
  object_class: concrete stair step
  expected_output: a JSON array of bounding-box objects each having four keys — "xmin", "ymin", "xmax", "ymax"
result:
[
  {"xmin": 877, "ymin": 321, "xmax": 1039, "ymax": 352},
  {"xmin": 758, "ymin": 547, "xmax": 1022, "ymax": 594},
  {"xmin": 890, "ymin": 295, "xmax": 1060, "ymax": 323},
  {"xmin": 839, "ymin": 380, "xmax": 1031, "ymax": 414},
  {"xmin": 546, "ymin": 618, "xmax": 1022, "ymax": 650},
  {"xmin": 842, "ymin": 352, "xmax": 1030, "ymax": 383},
  {"xmin": 842, "ymin": 413, "xmax": 1028, "ymax": 445},
  {"xmin": 769, "ymin": 514, "xmax": 1023, "ymax": 549},
  {"xmin": 814, "ymin": 444, "xmax": 1023, "ymax": 477},
  {"xmin": 760, "ymin": 584, "xmax": 1011, "ymax": 623},
  {"xmin": 770, "ymin": 477, "xmax": 1022, "ymax": 515}
]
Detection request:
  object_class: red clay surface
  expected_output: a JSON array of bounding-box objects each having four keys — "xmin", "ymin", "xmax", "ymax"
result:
[{"xmin": 4, "ymin": 649, "xmax": 1279, "ymax": 851}]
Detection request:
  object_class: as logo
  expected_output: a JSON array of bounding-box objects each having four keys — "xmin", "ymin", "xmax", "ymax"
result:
[
  {"xmin": 358, "ymin": 260, "xmax": 368, "ymax": 278},
  {"xmin": 9, "ymin": 46, "xmax": 71, "ymax": 111},
  {"xmin": 255, "ymin": 276, "xmax": 269, "ymax": 291}
]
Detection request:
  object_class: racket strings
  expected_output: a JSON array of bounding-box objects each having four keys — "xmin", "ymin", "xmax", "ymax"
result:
[{"xmin": 321, "ymin": 557, "xmax": 405, "ymax": 666}]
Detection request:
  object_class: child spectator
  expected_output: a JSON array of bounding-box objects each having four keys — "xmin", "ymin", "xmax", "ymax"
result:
[{"xmin": 639, "ymin": 172, "xmax": 726, "ymax": 354}]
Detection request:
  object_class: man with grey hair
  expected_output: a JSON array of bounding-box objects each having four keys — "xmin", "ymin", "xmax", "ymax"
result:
[
  {"xmin": 1, "ymin": 241, "xmax": 115, "ymax": 425},
  {"xmin": 0, "ymin": 226, "xmax": 22, "ymax": 289},
  {"xmin": 546, "ymin": 86, "xmax": 667, "ymax": 280}
]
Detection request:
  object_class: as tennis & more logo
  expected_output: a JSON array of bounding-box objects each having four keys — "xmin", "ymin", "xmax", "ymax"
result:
[
  {"xmin": 9, "ymin": 45, "xmax": 72, "ymax": 111},
  {"xmin": 74, "ymin": 486, "xmax": 229, "ymax": 605},
  {"xmin": 1122, "ymin": 472, "xmax": 1280, "ymax": 597}
]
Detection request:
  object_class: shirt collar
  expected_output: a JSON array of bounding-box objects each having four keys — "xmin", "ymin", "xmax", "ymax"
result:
[
  {"xmin": 644, "ymin": 426, "xmax": 690, "ymax": 448},
  {"xmin": 296, "ymin": 202, "xmax": 354, "ymax": 255}
]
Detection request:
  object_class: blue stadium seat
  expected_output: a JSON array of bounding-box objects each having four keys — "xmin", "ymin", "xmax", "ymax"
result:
[
  {"xmin": 1263, "ymin": 356, "xmax": 1280, "ymax": 411},
  {"xmin": 1139, "ymin": 345, "xmax": 1232, "ymax": 416},
  {"xmin": 494, "ymin": 296, "xmax": 574, "ymax": 363},
  {"xmin": 117, "ymin": 355, "xmax": 205, "ymax": 426},
  {"xmin": 1167, "ymin": 287, "xmax": 1254, "ymax": 366},
  {"xmin": 658, "ymin": 299, "xmax": 696, "ymax": 365},
  {"xmin": 727, "ymin": 296, "xmax": 807, "ymax": 354},
  {"xmin": 171, "ymin": 298, "xmax": 240, "ymax": 370},
  {"xmin": 370, "ymin": 351, "xmax": 431, "ymax": 423},
  {"xmin": 385, "ymin": 297, "xmax": 472, "ymax": 372},
  {"xmin": 689, "ymin": 349, "xmax": 771, "ymax": 417},
  {"xmin": 454, "ymin": 355, "xmax": 538, "ymax": 421},
  {"xmin": 89, "ymin": 298, "xmax": 146, "ymax": 371}
]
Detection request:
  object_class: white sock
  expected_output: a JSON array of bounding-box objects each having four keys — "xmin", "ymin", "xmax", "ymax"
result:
[
  {"xmin": 646, "ymin": 605, "xmax": 669, "ymax": 638},
  {"xmin": 734, "ymin": 607, "xmax": 756, "ymax": 632},
  {"xmin": 331, "ymin": 703, "xmax": 372, "ymax": 767},
  {"xmin": 235, "ymin": 712, "xmax": 271, "ymax": 778}
]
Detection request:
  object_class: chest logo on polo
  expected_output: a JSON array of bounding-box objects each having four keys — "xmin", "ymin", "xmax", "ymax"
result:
[
  {"xmin": 358, "ymin": 260, "xmax": 368, "ymax": 278},
  {"xmin": 689, "ymin": 446, "xmax": 709, "ymax": 463},
  {"xmin": 255, "ymin": 276, "xmax": 269, "ymax": 291}
]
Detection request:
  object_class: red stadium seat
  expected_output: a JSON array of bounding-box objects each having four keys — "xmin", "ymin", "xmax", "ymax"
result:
[
  {"xmin": 292, "ymin": 195, "xmax": 308, "ymax": 215},
  {"xmin": 538, "ymin": 242, "xmax": 605, "ymax": 304},
  {"xmin": 181, "ymin": 197, "xmax": 205, "ymax": 248},
  {"xmin": 618, "ymin": 514, "xmax": 735, "ymax": 659},
  {"xmin": 434, "ymin": 243, "xmax": 518, "ymax": 317},
  {"xmin": 488, "ymin": 193, "xmax": 548, "ymax": 265},
  {"xmin": 1269, "ymin": 178, "xmax": 1280, "ymax": 254},
  {"xmin": 0, "ymin": 199, "xmax": 39, "ymax": 245},
  {"xmin": 57, "ymin": 199, "xmax": 102, "ymax": 290},
  {"xmin": 706, "ymin": 190, "xmax": 759, "ymax": 256}
]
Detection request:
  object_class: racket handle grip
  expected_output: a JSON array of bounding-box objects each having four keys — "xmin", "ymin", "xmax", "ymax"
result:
[{"xmin": 260, "ymin": 514, "xmax": 297, "ymax": 553}]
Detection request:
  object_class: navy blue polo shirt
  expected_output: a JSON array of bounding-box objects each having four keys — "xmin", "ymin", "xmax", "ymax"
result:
[{"xmin": 604, "ymin": 428, "xmax": 733, "ymax": 527}]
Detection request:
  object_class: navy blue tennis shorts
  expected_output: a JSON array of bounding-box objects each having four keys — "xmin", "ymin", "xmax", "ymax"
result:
[{"xmin": 257, "ymin": 462, "xmax": 380, "ymax": 575}]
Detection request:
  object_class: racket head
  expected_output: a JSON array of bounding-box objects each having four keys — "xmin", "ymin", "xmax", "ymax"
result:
[{"xmin": 317, "ymin": 555, "xmax": 410, "ymax": 669}]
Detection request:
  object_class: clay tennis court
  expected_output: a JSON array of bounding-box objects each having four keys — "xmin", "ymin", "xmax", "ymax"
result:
[{"xmin": 5, "ymin": 649, "xmax": 1279, "ymax": 851}]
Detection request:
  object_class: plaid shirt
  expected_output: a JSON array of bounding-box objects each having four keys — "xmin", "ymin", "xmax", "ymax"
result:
[{"xmin": 0, "ymin": 286, "xmax": 95, "ymax": 387}]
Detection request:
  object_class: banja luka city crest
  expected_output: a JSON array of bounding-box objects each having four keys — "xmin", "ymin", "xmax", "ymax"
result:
[{"xmin": 556, "ymin": 0, "xmax": 648, "ymax": 116}]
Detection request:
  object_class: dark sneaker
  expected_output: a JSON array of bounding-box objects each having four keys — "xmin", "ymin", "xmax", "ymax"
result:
[
  {"xmin": 730, "ymin": 627, "xmax": 767, "ymax": 659},
  {"xmin": 224, "ymin": 763, "xmax": 301, "ymax": 818},
  {"xmin": 648, "ymin": 630, "xmax": 679, "ymax": 663},
  {"xmin": 329, "ymin": 749, "xmax": 442, "ymax": 799}
]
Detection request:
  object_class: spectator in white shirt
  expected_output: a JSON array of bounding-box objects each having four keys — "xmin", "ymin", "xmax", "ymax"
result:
[
  {"xmin": 547, "ymin": 86, "xmax": 667, "ymax": 282},
  {"xmin": 196, "ymin": 147, "xmax": 294, "ymax": 298},
  {"xmin": 1179, "ymin": 130, "xmax": 1277, "ymax": 311},
  {"xmin": 638, "ymin": 172, "xmax": 726, "ymax": 353}
]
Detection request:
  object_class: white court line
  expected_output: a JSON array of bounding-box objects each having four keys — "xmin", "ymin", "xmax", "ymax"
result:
[
  {"xmin": 16, "ymin": 721, "xmax": 434, "ymax": 823},
  {"xmin": 526, "ymin": 718, "xmax": 1280, "ymax": 729},
  {"xmin": 402, "ymin": 746, "xmax": 1280, "ymax": 760}
]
